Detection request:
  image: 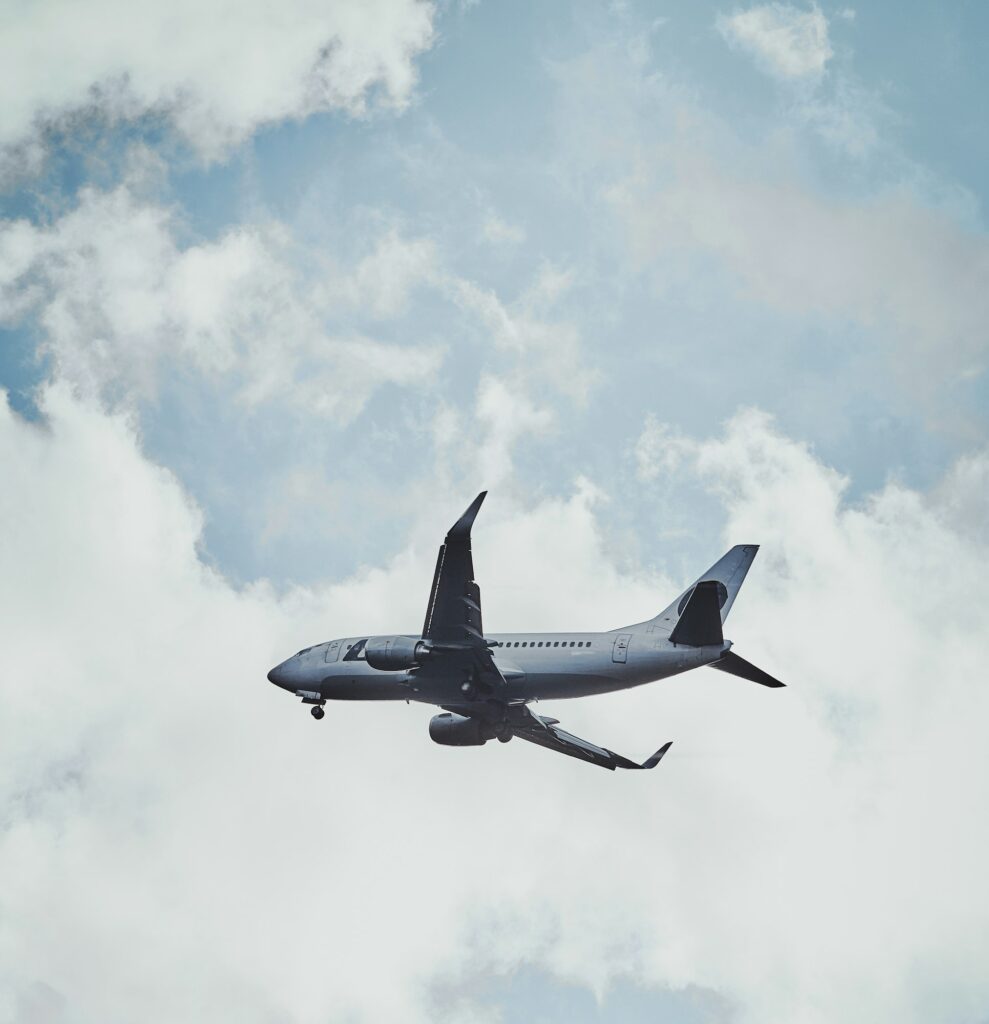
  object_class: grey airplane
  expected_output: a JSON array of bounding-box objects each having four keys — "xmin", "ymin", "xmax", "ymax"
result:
[{"xmin": 267, "ymin": 492, "xmax": 784, "ymax": 771}]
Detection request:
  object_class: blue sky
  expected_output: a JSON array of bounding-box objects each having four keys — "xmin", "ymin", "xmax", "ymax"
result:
[
  {"xmin": 3, "ymin": 0, "xmax": 986, "ymax": 588},
  {"xmin": 1, "ymin": 3, "xmax": 988, "ymax": 1022}
]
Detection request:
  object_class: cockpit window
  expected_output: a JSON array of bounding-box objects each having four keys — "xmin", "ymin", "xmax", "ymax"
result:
[
  {"xmin": 296, "ymin": 646, "xmax": 313, "ymax": 656},
  {"xmin": 343, "ymin": 638, "xmax": 368, "ymax": 662}
]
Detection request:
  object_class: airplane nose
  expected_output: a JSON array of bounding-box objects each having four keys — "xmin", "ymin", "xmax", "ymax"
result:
[{"xmin": 267, "ymin": 662, "xmax": 292, "ymax": 690}]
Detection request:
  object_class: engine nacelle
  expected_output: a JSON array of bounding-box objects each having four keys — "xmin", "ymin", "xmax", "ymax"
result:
[
  {"xmin": 364, "ymin": 635, "xmax": 428, "ymax": 671},
  {"xmin": 429, "ymin": 712, "xmax": 487, "ymax": 747}
]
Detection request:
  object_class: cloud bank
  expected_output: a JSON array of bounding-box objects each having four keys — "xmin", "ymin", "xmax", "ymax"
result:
[{"xmin": 1, "ymin": 387, "xmax": 986, "ymax": 1023}]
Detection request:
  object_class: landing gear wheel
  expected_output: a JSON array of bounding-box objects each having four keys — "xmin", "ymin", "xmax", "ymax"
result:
[
  {"xmin": 497, "ymin": 731, "xmax": 512, "ymax": 743},
  {"xmin": 496, "ymin": 723, "xmax": 512, "ymax": 743},
  {"xmin": 311, "ymin": 705, "xmax": 325, "ymax": 720}
]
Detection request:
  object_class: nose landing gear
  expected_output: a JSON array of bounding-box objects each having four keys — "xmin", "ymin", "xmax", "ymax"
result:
[{"xmin": 295, "ymin": 690, "xmax": 326, "ymax": 721}]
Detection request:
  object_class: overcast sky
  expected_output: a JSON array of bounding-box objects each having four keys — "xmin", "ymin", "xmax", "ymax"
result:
[{"xmin": 1, "ymin": 2, "xmax": 988, "ymax": 1022}]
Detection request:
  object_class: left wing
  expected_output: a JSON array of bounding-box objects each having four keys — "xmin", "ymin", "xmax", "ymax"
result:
[{"xmin": 512, "ymin": 709, "xmax": 671, "ymax": 772}]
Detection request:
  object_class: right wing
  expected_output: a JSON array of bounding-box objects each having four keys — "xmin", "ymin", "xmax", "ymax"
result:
[
  {"xmin": 422, "ymin": 492, "xmax": 487, "ymax": 647},
  {"xmin": 413, "ymin": 492, "xmax": 507, "ymax": 698},
  {"xmin": 513, "ymin": 711, "xmax": 672, "ymax": 772}
]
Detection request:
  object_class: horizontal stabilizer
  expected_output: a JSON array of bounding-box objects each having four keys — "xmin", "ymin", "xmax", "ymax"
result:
[
  {"xmin": 669, "ymin": 580, "xmax": 725, "ymax": 647},
  {"xmin": 711, "ymin": 651, "xmax": 785, "ymax": 688}
]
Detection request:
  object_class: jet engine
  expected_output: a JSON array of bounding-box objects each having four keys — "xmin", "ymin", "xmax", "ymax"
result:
[
  {"xmin": 364, "ymin": 635, "xmax": 429, "ymax": 671},
  {"xmin": 429, "ymin": 712, "xmax": 487, "ymax": 746}
]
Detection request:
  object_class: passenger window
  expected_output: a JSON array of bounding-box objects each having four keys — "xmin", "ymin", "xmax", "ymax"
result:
[
  {"xmin": 569, "ymin": 641, "xmax": 574, "ymax": 647},
  {"xmin": 514, "ymin": 642, "xmax": 519, "ymax": 647},
  {"xmin": 577, "ymin": 641, "xmax": 583, "ymax": 647},
  {"xmin": 588, "ymin": 641, "xmax": 592, "ymax": 647},
  {"xmin": 553, "ymin": 641, "xmax": 559, "ymax": 647}
]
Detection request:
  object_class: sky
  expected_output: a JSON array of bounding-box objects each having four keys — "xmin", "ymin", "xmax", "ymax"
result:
[{"xmin": 0, "ymin": 2, "xmax": 988, "ymax": 1022}]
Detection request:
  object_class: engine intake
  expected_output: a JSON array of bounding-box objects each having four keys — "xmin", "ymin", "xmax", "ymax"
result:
[
  {"xmin": 365, "ymin": 635, "xmax": 428, "ymax": 671},
  {"xmin": 429, "ymin": 712, "xmax": 487, "ymax": 747}
]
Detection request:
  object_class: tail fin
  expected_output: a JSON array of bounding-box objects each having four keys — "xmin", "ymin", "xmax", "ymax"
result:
[{"xmin": 648, "ymin": 544, "xmax": 759, "ymax": 633}]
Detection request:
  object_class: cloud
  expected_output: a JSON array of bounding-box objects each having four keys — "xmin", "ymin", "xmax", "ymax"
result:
[
  {"xmin": 481, "ymin": 214, "xmax": 526, "ymax": 246},
  {"xmin": 0, "ymin": 170, "xmax": 596, "ymax": 435},
  {"xmin": 608, "ymin": 154, "xmax": 989, "ymax": 393},
  {"xmin": 445, "ymin": 264, "xmax": 595, "ymax": 403},
  {"xmin": 0, "ymin": 180, "xmax": 444, "ymax": 419},
  {"xmin": 2, "ymin": 384, "xmax": 988, "ymax": 1022},
  {"xmin": 551, "ymin": 32, "xmax": 989, "ymax": 407},
  {"xmin": 330, "ymin": 228, "xmax": 439, "ymax": 319},
  {"xmin": 0, "ymin": 383, "xmax": 658, "ymax": 1022},
  {"xmin": 717, "ymin": 3, "xmax": 832, "ymax": 80},
  {"xmin": 0, "ymin": 0, "xmax": 436, "ymax": 166}
]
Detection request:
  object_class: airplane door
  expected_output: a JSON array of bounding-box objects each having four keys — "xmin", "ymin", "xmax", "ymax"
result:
[{"xmin": 612, "ymin": 633, "xmax": 631, "ymax": 663}]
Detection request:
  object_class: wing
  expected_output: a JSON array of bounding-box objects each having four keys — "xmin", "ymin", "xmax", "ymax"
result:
[
  {"xmin": 512, "ymin": 709, "xmax": 672, "ymax": 772},
  {"xmin": 413, "ymin": 492, "xmax": 507, "ymax": 699},
  {"xmin": 422, "ymin": 491, "xmax": 487, "ymax": 647}
]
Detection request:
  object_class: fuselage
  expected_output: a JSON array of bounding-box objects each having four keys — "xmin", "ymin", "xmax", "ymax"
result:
[{"xmin": 267, "ymin": 629, "xmax": 731, "ymax": 706}]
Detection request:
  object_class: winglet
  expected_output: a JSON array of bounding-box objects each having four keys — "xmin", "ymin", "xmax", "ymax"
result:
[
  {"xmin": 447, "ymin": 491, "xmax": 487, "ymax": 539},
  {"xmin": 640, "ymin": 741, "xmax": 673, "ymax": 769},
  {"xmin": 612, "ymin": 739, "xmax": 673, "ymax": 770}
]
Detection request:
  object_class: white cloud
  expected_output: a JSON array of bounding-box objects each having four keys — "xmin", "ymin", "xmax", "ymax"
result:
[
  {"xmin": 329, "ymin": 227, "xmax": 439, "ymax": 319},
  {"xmin": 0, "ymin": 384, "xmax": 657, "ymax": 1022},
  {"xmin": 2, "ymin": 384, "xmax": 988, "ymax": 1022},
  {"xmin": 481, "ymin": 214, "xmax": 526, "ymax": 245},
  {"xmin": 717, "ymin": 3, "xmax": 832, "ymax": 80},
  {"xmin": 0, "ymin": 0, "xmax": 436, "ymax": 165},
  {"xmin": 445, "ymin": 265, "xmax": 595, "ymax": 403},
  {"xmin": 0, "ymin": 182, "xmax": 444, "ymax": 420},
  {"xmin": 0, "ymin": 175, "xmax": 596, "ymax": 434}
]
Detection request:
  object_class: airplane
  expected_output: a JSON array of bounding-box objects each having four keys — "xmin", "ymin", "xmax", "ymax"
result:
[{"xmin": 267, "ymin": 492, "xmax": 784, "ymax": 771}]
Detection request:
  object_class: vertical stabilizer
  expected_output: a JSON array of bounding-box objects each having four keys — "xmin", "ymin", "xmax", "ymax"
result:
[{"xmin": 632, "ymin": 544, "xmax": 759, "ymax": 634}]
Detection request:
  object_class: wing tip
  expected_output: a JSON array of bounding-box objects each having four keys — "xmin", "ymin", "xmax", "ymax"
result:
[{"xmin": 642, "ymin": 740, "xmax": 673, "ymax": 769}]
